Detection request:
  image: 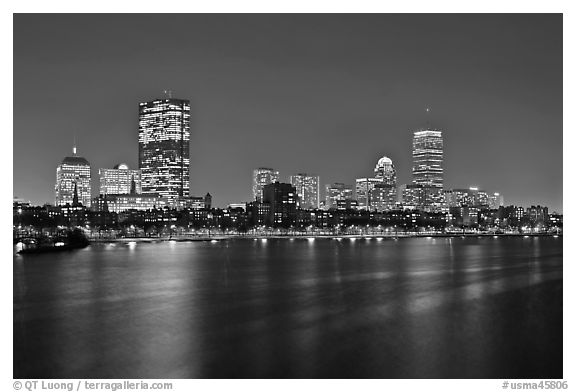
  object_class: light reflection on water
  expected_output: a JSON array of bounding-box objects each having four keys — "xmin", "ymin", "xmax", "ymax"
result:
[{"xmin": 14, "ymin": 237, "xmax": 562, "ymax": 379}]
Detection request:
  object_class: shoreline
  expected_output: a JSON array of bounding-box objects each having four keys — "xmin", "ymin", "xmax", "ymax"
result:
[{"xmin": 88, "ymin": 232, "xmax": 562, "ymax": 243}]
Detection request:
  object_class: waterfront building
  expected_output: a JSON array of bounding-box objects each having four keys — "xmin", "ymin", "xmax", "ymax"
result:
[
  {"xmin": 355, "ymin": 177, "xmax": 383, "ymax": 210},
  {"xmin": 325, "ymin": 183, "xmax": 353, "ymax": 210},
  {"xmin": 246, "ymin": 201, "xmax": 272, "ymax": 226},
  {"xmin": 290, "ymin": 173, "xmax": 320, "ymax": 209},
  {"xmin": 412, "ymin": 129, "xmax": 444, "ymax": 188},
  {"xmin": 92, "ymin": 193, "xmax": 168, "ymax": 213},
  {"xmin": 139, "ymin": 97, "xmax": 191, "ymax": 203},
  {"xmin": 526, "ymin": 205, "xmax": 549, "ymax": 227},
  {"xmin": 449, "ymin": 206, "xmax": 480, "ymax": 227},
  {"xmin": 99, "ymin": 163, "xmax": 142, "ymax": 195},
  {"xmin": 252, "ymin": 168, "xmax": 279, "ymax": 201},
  {"xmin": 262, "ymin": 182, "xmax": 297, "ymax": 227},
  {"xmin": 55, "ymin": 146, "xmax": 92, "ymax": 207}
]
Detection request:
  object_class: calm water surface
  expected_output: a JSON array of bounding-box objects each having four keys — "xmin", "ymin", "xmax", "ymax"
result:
[{"xmin": 14, "ymin": 236, "xmax": 563, "ymax": 378}]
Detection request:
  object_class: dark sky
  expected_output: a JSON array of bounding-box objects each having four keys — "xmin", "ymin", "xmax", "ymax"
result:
[{"xmin": 13, "ymin": 14, "xmax": 563, "ymax": 212}]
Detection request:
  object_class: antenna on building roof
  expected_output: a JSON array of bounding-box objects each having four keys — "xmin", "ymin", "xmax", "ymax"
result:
[
  {"xmin": 73, "ymin": 132, "xmax": 77, "ymax": 156},
  {"xmin": 425, "ymin": 107, "xmax": 432, "ymax": 129}
]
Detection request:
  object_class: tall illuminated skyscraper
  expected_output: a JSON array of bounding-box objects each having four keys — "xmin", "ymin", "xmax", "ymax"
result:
[
  {"xmin": 55, "ymin": 146, "xmax": 92, "ymax": 207},
  {"xmin": 290, "ymin": 173, "xmax": 320, "ymax": 209},
  {"xmin": 99, "ymin": 163, "xmax": 142, "ymax": 195},
  {"xmin": 412, "ymin": 129, "xmax": 444, "ymax": 188},
  {"xmin": 252, "ymin": 168, "xmax": 279, "ymax": 201},
  {"xmin": 138, "ymin": 97, "xmax": 190, "ymax": 203}
]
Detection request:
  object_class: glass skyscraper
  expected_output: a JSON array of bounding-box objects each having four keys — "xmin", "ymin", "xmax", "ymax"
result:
[
  {"xmin": 55, "ymin": 147, "xmax": 92, "ymax": 207},
  {"xmin": 138, "ymin": 98, "xmax": 190, "ymax": 203},
  {"xmin": 252, "ymin": 168, "xmax": 279, "ymax": 201},
  {"xmin": 290, "ymin": 173, "xmax": 320, "ymax": 209},
  {"xmin": 412, "ymin": 129, "xmax": 444, "ymax": 188}
]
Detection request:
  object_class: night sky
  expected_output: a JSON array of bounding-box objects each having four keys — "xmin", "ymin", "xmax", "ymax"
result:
[{"xmin": 13, "ymin": 14, "xmax": 563, "ymax": 212}]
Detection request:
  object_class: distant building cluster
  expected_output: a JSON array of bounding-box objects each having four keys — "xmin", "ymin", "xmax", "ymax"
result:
[
  {"xmin": 52, "ymin": 97, "xmax": 210, "ymax": 214},
  {"xmin": 244, "ymin": 126, "xmax": 507, "ymax": 227},
  {"xmin": 15, "ymin": 96, "xmax": 560, "ymax": 235}
]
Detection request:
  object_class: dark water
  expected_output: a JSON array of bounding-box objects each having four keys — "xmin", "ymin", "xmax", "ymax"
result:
[{"xmin": 14, "ymin": 236, "xmax": 563, "ymax": 379}]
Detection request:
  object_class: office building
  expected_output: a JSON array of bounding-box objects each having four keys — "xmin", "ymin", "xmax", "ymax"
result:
[
  {"xmin": 290, "ymin": 173, "xmax": 320, "ymax": 209},
  {"xmin": 262, "ymin": 182, "xmax": 297, "ymax": 227},
  {"xmin": 402, "ymin": 184, "xmax": 444, "ymax": 211},
  {"xmin": 526, "ymin": 205, "xmax": 549, "ymax": 226},
  {"xmin": 325, "ymin": 183, "xmax": 353, "ymax": 210},
  {"xmin": 412, "ymin": 129, "xmax": 444, "ymax": 188},
  {"xmin": 355, "ymin": 177, "xmax": 383, "ymax": 210},
  {"xmin": 92, "ymin": 193, "xmax": 168, "ymax": 213},
  {"xmin": 55, "ymin": 146, "xmax": 92, "ymax": 207},
  {"xmin": 139, "ymin": 98, "xmax": 191, "ymax": 203},
  {"xmin": 370, "ymin": 183, "xmax": 397, "ymax": 211},
  {"xmin": 374, "ymin": 156, "xmax": 397, "ymax": 186},
  {"xmin": 488, "ymin": 192, "xmax": 504, "ymax": 210},
  {"xmin": 252, "ymin": 168, "xmax": 279, "ymax": 201},
  {"xmin": 445, "ymin": 187, "xmax": 492, "ymax": 208},
  {"xmin": 99, "ymin": 163, "xmax": 142, "ymax": 195}
]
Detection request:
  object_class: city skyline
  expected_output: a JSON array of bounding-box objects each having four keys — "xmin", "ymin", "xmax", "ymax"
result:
[{"xmin": 14, "ymin": 14, "xmax": 562, "ymax": 212}]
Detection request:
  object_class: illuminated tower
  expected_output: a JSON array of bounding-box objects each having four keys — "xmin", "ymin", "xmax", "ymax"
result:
[
  {"xmin": 252, "ymin": 168, "xmax": 279, "ymax": 201},
  {"xmin": 374, "ymin": 156, "xmax": 397, "ymax": 186},
  {"xmin": 55, "ymin": 145, "xmax": 92, "ymax": 207},
  {"xmin": 412, "ymin": 129, "xmax": 443, "ymax": 188},
  {"xmin": 138, "ymin": 97, "xmax": 190, "ymax": 203},
  {"xmin": 371, "ymin": 156, "xmax": 397, "ymax": 211}
]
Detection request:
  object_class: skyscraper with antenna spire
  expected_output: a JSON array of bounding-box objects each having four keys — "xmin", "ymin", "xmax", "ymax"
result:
[
  {"xmin": 55, "ymin": 144, "xmax": 92, "ymax": 207},
  {"xmin": 406, "ymin": 108, "xmax": 445, "ymax": 211},
  {"xmin": 412, "ymin": 107, "xmax": 444, "ymax": 189},
  {"xmin": 138, "ymin": 96, "xmax": 190, "ymax": 204}
]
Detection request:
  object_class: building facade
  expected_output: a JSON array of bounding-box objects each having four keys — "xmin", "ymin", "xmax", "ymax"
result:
[
  {"xmin": 355, "ymin": 177, "xmax": 383, "ymax": 210},
  {"xmin": 374, "ymin": 156, "xmax": 397, "ymax": 186},
  {"xmin": 138, "ymin": 98, "xmax": 191, "ymax": 203},
  {"xmin": 55, "ymin": 148, "xmax": 92, "ymax": 207},
  {"xmin": 370, "ymin": 183, "xmax": 397, "ymax": 211},
  {"xmin": 325, "ymin": 183, "xmax": 353, "ymax": 210},
  {"xmin": 252, "ymin": 168, "xmax": 279, "ymax": 201},
  {"xmin": 290, "ymin": 173, "xmax": 320, "ymax": 209},
  {"xmin": 92, "ymin": 193, "xmax": 168, "ymax": 213},
  {"xmin": 412, "ymin": 129, "xmax": 444, "ymax": 188},
  {"xmin": 99, "ymin": 163, "xmax": 142, "ymax": 195},
  {"xmin": 262, "ymin": 182, "xmax": 297, "ymax": 227},
  {"xmin": 488, "ymin": 192, "xmax": 504, "ymax": 210}
]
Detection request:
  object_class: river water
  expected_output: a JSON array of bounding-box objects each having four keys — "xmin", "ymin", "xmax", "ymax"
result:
[{"xmin": 14, "ymin": 236, "xmax": 563, "ymax": 378}]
